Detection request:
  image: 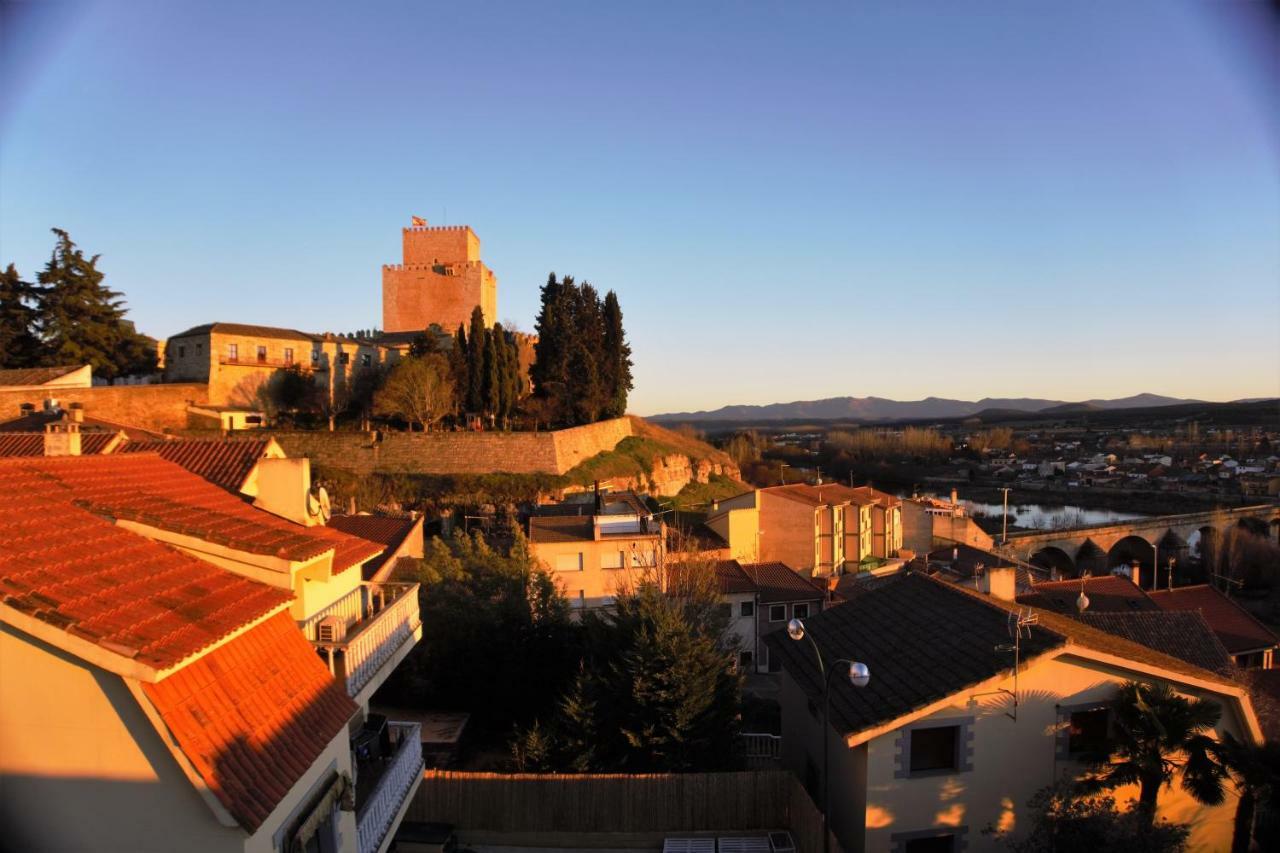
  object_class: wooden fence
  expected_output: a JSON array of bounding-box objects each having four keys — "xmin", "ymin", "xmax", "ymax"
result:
[{"xmin": 407, "ymin": 770, "xmax": 839, "ymax": 852}]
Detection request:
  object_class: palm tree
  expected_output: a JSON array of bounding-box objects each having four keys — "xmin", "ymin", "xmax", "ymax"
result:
[
  {"xmin": 1215, "ymin": 733, "xmax": 1280, "ymax": 853},
  {"xmin": 1079, "ymin": 681, "xmax": 1228, "ymax": 829}
]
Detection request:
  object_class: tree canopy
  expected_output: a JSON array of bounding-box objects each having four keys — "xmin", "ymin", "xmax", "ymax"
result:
[{"xmin": 0, "ymin": 228, "xmax": 157, "ymax": 380}]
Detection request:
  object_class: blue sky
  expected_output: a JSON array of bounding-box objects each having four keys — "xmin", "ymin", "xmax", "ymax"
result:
[{"xmin": 2, "ymin": 0, "xmax": 1278, "ymax": 414}]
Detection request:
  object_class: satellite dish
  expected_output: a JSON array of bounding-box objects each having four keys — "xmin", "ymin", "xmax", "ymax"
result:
[{"xmin": 317, "ymin": 486, "xmax": 331, "ymax": 522}]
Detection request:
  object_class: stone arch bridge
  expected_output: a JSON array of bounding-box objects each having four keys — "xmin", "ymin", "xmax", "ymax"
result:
[{"xmin": 1001, "ymin": 504, "xmax": 1280, "ymax": 580}]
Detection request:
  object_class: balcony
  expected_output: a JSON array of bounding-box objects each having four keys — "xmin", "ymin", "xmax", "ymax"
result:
[
  {"xmin": 299, "ymin": 582, "xmax": 422, "ymax": 699},
  {"xmin": 354, "ymin": 720, "xmax": 423, "ymax": 853},
  {"xmin": 218, "ymin": 355, "xmax": 316, "ymax": 370}
]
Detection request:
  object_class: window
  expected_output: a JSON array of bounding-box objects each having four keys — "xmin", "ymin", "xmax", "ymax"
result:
[
  {"xmin": 1068, "ymin": 707, "xmax": 1110, "ymax": 757},
  {"xmin": 257, "ymin": 345, "xmax": 267, "ymax": 363},
  {"xmin": 909, "ymin": 725, "xmax": 959, "ymax": 773},
  {"xmin": 793, "ymin": 603, "xmax": 810, "ymax": 619},
  {"xmin": 738, "ymin": 651, "xmax": 753, "ymax": 669},
  {"xmin": 903, "ymin": 835, "xmax": 955, "ymax": 853},
  {"xmin": 740, "ymin": 601, "xmax": 755, "ymax": 617},
  {"xmin": 227, "ymin": 343, "xmax": 238, "ymax": 361},
  {"xmin": 601, "ymin": 551, "xmax": 625, "ymax": 569},
  {"xmin": 177, "ymin": 345, "xmax": 186, "ymax": 358},
  {"xmin": 284, "ymin": 347, "xmax": 294, "ymax": 365},
  {"xmin": 311, "ymin": 349, "xmax": 320, "ymax": 364},
  {"xmin": 555, "ymin": 552, "xmax": 583, "ymax": 572},
  {"xmin": 196, "ymin": 342, "xmax": 202, "ymax": 353},
  {"xmin": 339, "ymin": 352, "xmax": 350, "ymax": 365},
  {"xmin": 769, "ymin": 604, "xmax": 787, "ymax": 622},
  {"xmin": 361, "ymin": 352, "xmax": 372, "ymax": 367}
]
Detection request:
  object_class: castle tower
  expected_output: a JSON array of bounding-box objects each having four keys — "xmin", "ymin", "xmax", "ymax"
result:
[{"xmin": 381, "ymin": 218, "xmax": 498, "ymax": 333}]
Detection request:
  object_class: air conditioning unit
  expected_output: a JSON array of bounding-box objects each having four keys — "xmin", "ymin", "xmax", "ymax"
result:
[
  {"xmin": 767, "ymin": 832, "xmax": 796, "ymax": 853},
  {"xmin": 317, "ymin": 616, "xmax": 347, "ymax": 643}
]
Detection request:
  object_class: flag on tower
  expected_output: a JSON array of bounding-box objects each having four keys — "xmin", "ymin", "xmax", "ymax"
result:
[{"xmin": 411, "ymin": 215, "xmax": 426, "ymax": 226}]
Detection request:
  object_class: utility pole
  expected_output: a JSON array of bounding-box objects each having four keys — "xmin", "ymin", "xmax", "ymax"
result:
[{"xmin": 999, "ymin": 487, "xmax": 1012, "ymax": 545}]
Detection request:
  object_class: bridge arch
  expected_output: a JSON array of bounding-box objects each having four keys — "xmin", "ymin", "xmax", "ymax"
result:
[
  {"xmin": 1075, "ymin": 539, "xmax": 1107, "ymax": 577},
  {"xmin": 1030, "ymin": 546, "xmax": 1074, "ymax": 578},
  {"xmin": 1191, "ymin": 526, "xmax": 1221, "ymax": 568},
  {"xmin": 1107, "ymin": 535, "xmax": 1155, "ymax": 578}
]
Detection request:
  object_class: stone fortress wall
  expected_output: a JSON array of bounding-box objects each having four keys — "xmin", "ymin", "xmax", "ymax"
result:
[{"xmin": 382, "ymin": 223, "xmax": 498, "ymax": 333}]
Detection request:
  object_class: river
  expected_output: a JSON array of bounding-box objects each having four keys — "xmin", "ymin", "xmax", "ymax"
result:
[{"xmin": 960, "ymin": 500, "xmax": 1146, "ymax": 531}]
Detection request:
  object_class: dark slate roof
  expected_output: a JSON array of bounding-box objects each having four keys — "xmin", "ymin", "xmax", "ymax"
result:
[
  {"xmin": 0, "ymin": 411, "xmax": 168, "ymax": 441},
  {"xmin": 1018, "ymin": 575, "xmax": 1157, "ymax": 614},
  {"xmin": 666, "ymin": 559, "xmax": 759, "ymax": 596},
  {"xmin": 1079, "ymin": 611, "xmax": 1233, "ymax": 675},
  {"xmin": 528, "ymin": 515, "xmax": 594, "ymax": 544},
  {"xmin": 765, "ymin": 572, "xmax": 1234, "ymax": 741},
  {"xmin": 765, "ymin": 573, "xmax": 1064, "ymax": 739},
  {"xmin": 0, "ymin": 365, "xmax": 83, "ymax": 386},
  {"xmin": 1149, "ymin": 585, "xmax": 1280, "ymax": 655},
  {"xmin": 169, "ymin": 322, "xmax": 314, "ymax": 342},
  {"xmin": 741, "ymin": 561, "xmax": 825, "ymax": 603}
]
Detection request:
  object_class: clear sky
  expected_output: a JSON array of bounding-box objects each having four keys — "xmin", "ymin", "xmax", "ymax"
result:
[{"xmin": 2, "ymin": 1, "xmax": 1278, "ymax": 415}]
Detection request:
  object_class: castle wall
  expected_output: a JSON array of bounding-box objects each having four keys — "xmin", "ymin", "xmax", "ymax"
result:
[
  {"xmin": 403, "ymin": 225, "xmax": 480, "ymax": 264},
  {"xmin": 382, "ymin": 262, "xmax": 496, "ymax": 333},
  {"xmin": 210, "ymin": 418, "xmax": 634, "ymax": 477},
  {"xmin": 0, "ymin": 383, "xmax": 207, "ymax": 432}
]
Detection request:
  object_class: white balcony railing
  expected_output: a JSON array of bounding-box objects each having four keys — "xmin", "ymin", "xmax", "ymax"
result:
[
  {"xmin": 739, "ymin": 732, "xmax": 782, "ymax": 767},
  {"xmin": 300, "ymin": 582, "xmax": 421, "ymax": 697},
  {"xmin": 356, "ymin": 721, "xmax": 423, "ymax": 853}
]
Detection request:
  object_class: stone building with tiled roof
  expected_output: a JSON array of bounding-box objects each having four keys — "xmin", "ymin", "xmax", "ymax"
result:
[
  {"xmin": 706, "ymin": 483, "xmax": 904, "ymax": 577},
  {"xmin": 766, "ymin": 571, "xmax": 1262, "ymax": 853},
  {"xmin": 0, "ymin": 453, "xmax": 425, "ymax": 853}
]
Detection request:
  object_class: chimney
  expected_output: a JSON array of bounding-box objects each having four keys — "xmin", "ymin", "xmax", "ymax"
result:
[
  {"xmin": 950, "ymin": 487, "xmax": 959, "ymax": 506},
  {"xmin": 19, "ymin": 402, "xmax": 35, "ymax": 417},
  {"xmin": 44, "ymin": 419, "xmax": 82, "ymax": 457},
  {"xmin": 1129, "ymin": 560, "xmax": 1141, "ymax": 590},
  {"xmin": 980, "ymin": 564, "xmax": 1016, "ymax": 602},
  {"xmin": 593, "ymin": 480, "xmax": 603, "ymax": 515},
  {"xmin": 68, "ymin": 402, "xmax": 85, "ymax": 424}
]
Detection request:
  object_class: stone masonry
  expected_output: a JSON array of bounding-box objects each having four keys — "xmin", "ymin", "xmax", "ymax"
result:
[{"xmin": 382, "ymin": 220, "xmax": 498, "ymax": 333}]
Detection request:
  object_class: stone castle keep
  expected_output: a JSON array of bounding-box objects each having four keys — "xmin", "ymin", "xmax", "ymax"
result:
[{"xmin": 381, "ymin": 219, "xmax": 498, "ymax": 333}]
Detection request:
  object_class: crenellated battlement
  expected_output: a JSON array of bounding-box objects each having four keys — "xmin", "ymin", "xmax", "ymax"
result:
[{"xmin": 384, "ymin": 215, "xmax": 496, "ymax": 333}]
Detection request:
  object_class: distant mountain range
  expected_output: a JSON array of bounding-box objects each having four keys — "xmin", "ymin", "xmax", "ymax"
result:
[{"xmin": 650, "ymin": 393, "xmax": 1229, "ymax": 423}]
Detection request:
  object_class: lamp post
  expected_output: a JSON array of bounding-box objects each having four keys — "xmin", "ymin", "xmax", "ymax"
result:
[{"xmin": 787, "ymin": 618, "xmax": 870, "ymax": 853}]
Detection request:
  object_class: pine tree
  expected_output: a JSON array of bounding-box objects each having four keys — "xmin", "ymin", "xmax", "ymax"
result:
[
  {"xmin": 35, "ymin": 229, "xmax": 157, "ymax": 382},
  {"xmin": 601, "ymin": 290, "xmax": 633, "ymax": 418},
  {"xmin": 466, "ymin": 306, "xmax": 486, "ymax": 414},
  {"xmin": 0, "ymin": 264, "xmax": 42, "ymax": 368}
]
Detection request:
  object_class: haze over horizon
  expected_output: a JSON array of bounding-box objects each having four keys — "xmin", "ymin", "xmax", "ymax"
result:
[{"xmin": 2, "ymin": 0, "xmax": 1278, "ymax": 414}]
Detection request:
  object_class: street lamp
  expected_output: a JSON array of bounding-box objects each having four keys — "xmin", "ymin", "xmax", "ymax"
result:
[{"xmin": 787, "ymin": 618, "xmax": 870, "ymax": 853}]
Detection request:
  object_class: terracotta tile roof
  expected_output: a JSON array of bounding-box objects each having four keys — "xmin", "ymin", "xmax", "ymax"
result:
[
  {"xmin": 741, "ymin": 561, "xmax": 824, "ymax": 603},
  {"xmin": 327, "ymin": 514, "xmax": 419, "ymax": 580},
  {"xmin": 142, "ymin": 611, "xmax": 357, "ymax": 831},
  {"xmin": 0, "ymin": 410, "xmax": 168, "ymax": 441},
  {"xmin": 0, "ymin": 455, "xmax": 378, "ymax": 572},
  {"xmin": 766, "ymin": 572, "xmax": 1234, "ymax": 740},
  {"xmin": 169, "ymin": 321, "xmax": 315, "ymax": 342},
  {"xmin": 119, "ymin": 438, "xmax": 271, "ymax": 492},
  {"xmin": 1079, "ymin": 611, "xmax": 1233, "ymax": 674},
  {"xmin": 0, "ymin": 365, "xmax": 83, "ymax": 386},
  {"xmin": 762, "ymin": 483, "xmax": 900, "ymax": 509},
  {"xmin": 0, "ymin": 431, "xmax": 123, "ymax": 457},
  {"xmin": 0, "ymin": 468, "xmax": 290, "ymax": 669},
  {"xmin": 667, "ymin": 559, "xmax": 758, "ymax": 596},
  {"xmin": 1149, "ymin": 585, "xmax": 1280, "ymax": 655},
  {"xmin": 1018, "ymin": 575, "xmax": 1157, "ymax": 614}
]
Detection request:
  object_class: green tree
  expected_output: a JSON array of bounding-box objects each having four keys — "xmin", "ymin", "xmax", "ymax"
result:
[
  {"xmin": 35, "ymin": 229, "xmax": 157, "ymax": 381},
  {"xmin": 466, "ymin": 306, "xmax": 486, "ymax": 414},
  {"xmin": 1079, "ymin": 681, "xmax": 1228, "ymax": 830},
  {"xmin": 0, "ymin": 263, "xmax": 42, "ymax": 368},
  {"xmin": 531, "ymin": 273, "xmax": 572, "ymax": 423},
  {"xmin": 601, "ymin": 290, "xmax": 632, "ymax": 418},
  {"xmin": 449, "ymin": 324, "xmax": 469, "ymax": 415},
  {"xmin": 481, "ymin": 326, "xmax": 500, "ymax": 420},
  {"xmin": 373, "ymin": 354, "xmax": 455, "ymax": 431}
]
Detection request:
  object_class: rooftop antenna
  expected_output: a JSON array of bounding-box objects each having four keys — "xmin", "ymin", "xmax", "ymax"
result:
[{"xmin": 984, "ymin": 608, "xmax": 1038, "ymax": 721}]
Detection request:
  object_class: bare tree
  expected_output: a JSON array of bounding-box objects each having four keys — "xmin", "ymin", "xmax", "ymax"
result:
[{"xmin": 373, "ymin": 354, "xmax": 455, "ymax": 431}]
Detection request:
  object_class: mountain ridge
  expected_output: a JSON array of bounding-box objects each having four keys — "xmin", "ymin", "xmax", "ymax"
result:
[{"xmin": 649, "ymin": 393, "xmax": 1225, "ymax": 423}]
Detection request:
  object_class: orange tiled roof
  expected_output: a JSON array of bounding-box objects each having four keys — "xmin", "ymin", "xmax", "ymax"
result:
[
  {"xmin": 119, "ymin": 438, "xmax": 272, "ymax": 492},
  {"xmin": 0, "ymin": 454, "xmax": 381, "ymax": 572},
  {"xmin": 142, "ymin": 611, "xmax": 358, "ymax": 831},
  {"xmin": 0, "ymin": 364, "xmax": 83, "ymax": 386},
  {"xmin": 0, "ymin": 474, "xmax": 290, "ymax": 669},
  {"xmin": 1150, "ymin": 585, "xmax": 1280, "ymax": 655},
  {"xmin": 0, "ymin": 431, "xmax": 121, "ymax": 457}
]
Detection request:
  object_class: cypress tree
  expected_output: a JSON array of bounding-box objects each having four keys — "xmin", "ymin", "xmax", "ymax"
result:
[
  {"xmin": 481, "ymin": 327, "xmax": 500, "ymax": 419},
  {"xmin": 0, "ymin": 264, "xmax": 42, "ymax": 368},
  {"xmin": 36, "ymin": 229, "xmax": 156, "ymax": 382},
  {"xmin": 567, "ymin": 283, "xmax": 605, "ymax": 424},
  {"xmin": 466, "ymin": 306, "xmax": 486, "ymax": 413},
  {"xmin": 601, "ymin": 290, "xmax": 632, "ymax": 418},
  {"xmin": 449, "ymin": 324, "xmax": 469, "ymax": 414},
  {"xmin": 532, "ymin": 273, "xmax": 572, "ymax": 423}
]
